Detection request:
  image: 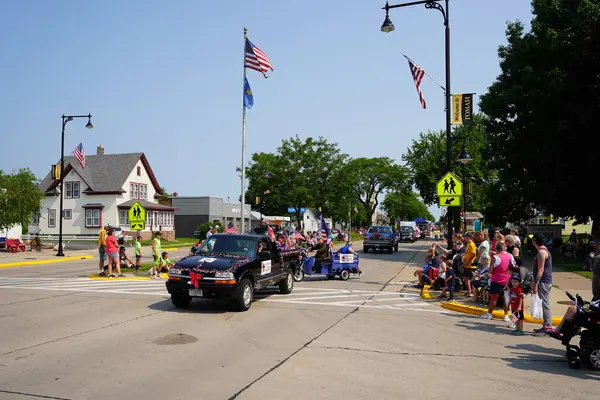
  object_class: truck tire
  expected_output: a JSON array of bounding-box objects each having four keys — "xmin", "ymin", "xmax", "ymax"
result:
[
  {"xmin": 339, "ymin": 269, "xmax": 350, "ymax": 281},
  {"xmin": 233, "ymin": 278, "xmax": 253, "ymax": 311},
  {"xmin": 171, "ymin": 294, "xmax": 192, "ymax": 309},
  {"xmin": 293, "ymin": 268, "xmax": 305, "ymax": 282},
  {"xmin": 279, "ymin": 270, "xmax": 294, "ymax": 294}
]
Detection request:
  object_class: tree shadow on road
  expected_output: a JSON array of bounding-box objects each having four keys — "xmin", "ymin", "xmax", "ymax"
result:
[{"xmin": 503, "ymin": 343, "xmax": 600, "ymax": 381}]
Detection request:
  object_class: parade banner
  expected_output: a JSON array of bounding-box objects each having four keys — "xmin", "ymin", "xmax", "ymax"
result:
[{"xmin": 452, "ymin": 93, "xmax": 474, "ymax": 125}]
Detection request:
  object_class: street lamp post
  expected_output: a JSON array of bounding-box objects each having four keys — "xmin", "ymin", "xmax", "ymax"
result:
[
  {"xmin": 381, "ymin": 0, "xmax": 453, "ymax": 247},
  {"xmin": 56, "ymin": 114, "xmax": 93, "ymax": 257},
  {"xmin": 457, "ymin": 137, "xmax": 472, "ymax": 231}
]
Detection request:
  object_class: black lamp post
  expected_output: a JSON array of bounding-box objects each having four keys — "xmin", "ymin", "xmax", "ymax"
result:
[
  {"xmin": 56, "ymin": 114, "xmax": 93, "ymax": 256},
  {"xmin": 381, "ymin": 0, "xmax": 453, "ymax": 247},
  {"xmin": 457, "ymin": 138, "xmax": 472, "ymax": 231}
]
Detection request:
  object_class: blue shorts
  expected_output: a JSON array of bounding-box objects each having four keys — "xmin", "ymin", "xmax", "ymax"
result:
[{"xmin": 98, "ymin": 247, "xmax": 106, "ymax": 261}]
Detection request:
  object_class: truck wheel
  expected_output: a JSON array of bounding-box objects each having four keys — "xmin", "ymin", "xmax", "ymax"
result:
[
  {"xmin": 233, "ymin": 278, "xmax": 253, "ymax": 311},
  {"xmin": 326, "ymin": 274, "xmax": 336, "ymax": 280},
  {"xmin": 171, "ymin": 294, "xmax": 192, "ymax": 309},
  {"xmin": 293, "ymin": 268, "xmax": 305, "ymax": 282},
  {"xmin": 279, "ymin": 270, "xmax": 294, "ymax": 294},
  {"xmin": 339, "ymin": 269, "xmax": 350, "ymax": 281}
]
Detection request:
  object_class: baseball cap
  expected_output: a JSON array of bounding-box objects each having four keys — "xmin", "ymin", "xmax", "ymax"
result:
[
  {"xmin": 465, "ymin": 232, "xmax": 473, "ymax": 238},
  {"xmin": 510, "ymin": 273, "xmax": 521, "ymax": 281}
]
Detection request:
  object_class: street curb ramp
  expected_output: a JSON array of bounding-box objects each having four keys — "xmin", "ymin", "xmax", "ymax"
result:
[{"xmin": 421, "ymin": 285, "xmax": 562, "ymax": 326}]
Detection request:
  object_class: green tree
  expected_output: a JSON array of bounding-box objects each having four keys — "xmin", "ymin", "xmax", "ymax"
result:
[
  {"xmin": 342, "ymin": 158, "xmax": 410, "ymax": 226},
  {"xmin": 480, "ymin": 0, "xmax": 600, "ymax": 232},
  {"xmin": 382, "ymin": 191, "xmax": 434, "ymax": 222},
  {"xmin": 0, "ymin": 169, "xmax": 44, "ymax": 232},
  {"xmin": 244, "ymin": 136, "xmax": 347, "ymax": 226},
  {"xmin": 403, "ymin": 116, "xmax": 490, "ymax": 209}
]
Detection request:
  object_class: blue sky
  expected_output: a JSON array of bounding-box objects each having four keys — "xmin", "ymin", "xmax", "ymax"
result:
[{"xmin": 0, "ymin": 0, "xmax": 533, "ymax": 219}]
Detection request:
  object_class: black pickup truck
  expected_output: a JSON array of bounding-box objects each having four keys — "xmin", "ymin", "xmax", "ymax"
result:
[{"xmin": 165, "ymin": 234, "xmax": 301, "ymax": 311}]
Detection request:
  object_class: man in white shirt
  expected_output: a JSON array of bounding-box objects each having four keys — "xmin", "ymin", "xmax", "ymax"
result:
[{"xmin": 206, "ymin": 226, "xmax": 213, "ymax": 239}]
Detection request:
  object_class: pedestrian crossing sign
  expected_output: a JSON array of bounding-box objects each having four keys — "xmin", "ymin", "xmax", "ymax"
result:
[
  {"xmin": 128, "ymin": 201, "xmax": 146, "ymax": 229},
  {"xmin": 436, "ymin": 172, "xmax": 462, "ymax": 197},
  {"xmin": 438, "ymin": 196, "xmax": 461, "ymax": 207}
]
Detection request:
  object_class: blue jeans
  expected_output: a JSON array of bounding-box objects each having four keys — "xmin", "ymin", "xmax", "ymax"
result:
[{"xmin": 537, "ymin": 282, "xmax": 553, "ymax": 327}]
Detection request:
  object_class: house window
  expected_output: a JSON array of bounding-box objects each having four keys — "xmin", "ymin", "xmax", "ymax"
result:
[
  {"xmin": 32, "ymin": 215, "xmax": 40, "ymax": 226},
  {"xmin": 64, "ymin": 209, "xmax": 72, "ymax": 219},
  {"xmin": 137, "ymin": 166, "xmax": 141, "ymax": 176},
  {"xmin": 146, "ymin": 211, "xmax": 152, "ymax": 227},
  {"xmin": 64, "ymin": 182, "xmax": 80, "ymax": 199},
  {"xmin": 161, "ymin": 212, "xmax": 167, "ymax": 226},
  {"xmin": 85, "ymin": 209, "xmax": 101, "ymax": 228},
  {"xmin": 140, "ymin": 184, "xmax": 148, "ymax": 200},
  {"xmin": 48, "ymin": 209, "xmax": 56, "ymax": 227},
  {"xmin": 130, "ymin": 183, "xmax": 139, "ymax": 199},
  {"xmin": 119, "ymin": 210, "xmax": 129, "ymax": 226}
]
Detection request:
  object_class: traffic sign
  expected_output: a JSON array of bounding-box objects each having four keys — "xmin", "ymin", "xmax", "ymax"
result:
[
  {"xmin": 130, "ymin": 221, "xmax": 145, "ymax": 231},
  {"xmin": 128, "ymin": 201, "xmax": 146, "ymax": 227},
  {"xmin": 436, "ymin": 172, "xmax": 462, "ymax": 196},
  {"xmin": 439, "ymin": 196, "xmax": 461, "ymax": 207}
]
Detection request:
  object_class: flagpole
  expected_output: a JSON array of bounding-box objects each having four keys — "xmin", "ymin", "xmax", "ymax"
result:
[{"xmin": 240, "ymin": 27, "xmax": 248, "ymax": 233}]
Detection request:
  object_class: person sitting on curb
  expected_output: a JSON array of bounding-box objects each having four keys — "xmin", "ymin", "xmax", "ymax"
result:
[
  {"xmin": 414, "ymin": 246, "xmax": 437, "ymax": 288},
  {"xmin": 439, "ymin": 259, "xmax": 455, "ymax": 301},
  {"xmin": 118, "ymin": 246, "xmax": 135, "ymax": 269}
]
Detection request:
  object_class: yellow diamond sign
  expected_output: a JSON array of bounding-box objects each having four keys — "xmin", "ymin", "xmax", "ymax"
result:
[
  {"xmin": 128, "ymin": 201, "xmax": 146, "ymax": 224},
  {"xmin": 436, "ymin": 172, "xmax": 462, "ymax": 197}
]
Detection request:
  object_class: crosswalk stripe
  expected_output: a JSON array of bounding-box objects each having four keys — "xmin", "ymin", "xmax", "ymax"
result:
[{"xmin": 0, "ymin": 277, "xmax": 445, "ymax": 314}]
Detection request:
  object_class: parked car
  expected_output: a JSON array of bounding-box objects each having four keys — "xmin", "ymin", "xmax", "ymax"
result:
[
  {"xmin": 363, "ymin": 225, "xmax": 398, "ymax": 253},
  {"xmin": 165, "ymin": 234, "xmax": 300, "ymax": 311},
  {"xmin": 111, "ymin": 227, "xmax": 132, "ymax": 244},
  {"xmin": 399, "ymin": 226, "xmax": 417, "ymax": 243}
]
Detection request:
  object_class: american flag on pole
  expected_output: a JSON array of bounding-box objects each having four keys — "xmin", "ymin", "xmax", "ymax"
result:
[
  {"xmin": 72, "ymin": 142, "xmax": 86, "ymax": 168},
  {"xmin": 245, "ymin": 38, "xmax": 273, "ymax": 78},
  {"xmin": 320, "ymin": 215, "xmax": 332, "ymax": 247},
  {"xmin": 407, "ymin": 58, "xmax": 427, "ymax": 109},
  {"xmin": 225, "ymin": 222, "xmax": 239, "ymax": 234}
]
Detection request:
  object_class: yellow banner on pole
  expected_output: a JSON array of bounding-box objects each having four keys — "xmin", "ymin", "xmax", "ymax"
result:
[
  {"xmin": 452, "ymin": 94, "xmax": 463, "ymax": 125},
  {"xmin": 452, "ymin": 93, "xmax": 474, "ymax": 125}
]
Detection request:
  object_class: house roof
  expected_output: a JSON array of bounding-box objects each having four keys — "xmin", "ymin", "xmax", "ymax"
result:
[
  {"xmin": 41, "ymin": 153, "xmax": 162, "ymax": 195},
  {"xmin": 117, "ymin": 199, "xmax": 177, "ymax": 211}
]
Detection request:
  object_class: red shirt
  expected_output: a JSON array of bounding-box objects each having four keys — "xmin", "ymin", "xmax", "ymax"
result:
[
  {"xmin": 106, "ymin": 235, "xmax": 118, "ymax": 254},
  {"xmin": 509, "ymin": 287, "xmax": 524, "ymax": 312}
]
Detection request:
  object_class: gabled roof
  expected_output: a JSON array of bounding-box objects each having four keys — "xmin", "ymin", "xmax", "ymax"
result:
[{"xmin": 41, "ymin": 153, "xmax": 163, "ymax": 195}]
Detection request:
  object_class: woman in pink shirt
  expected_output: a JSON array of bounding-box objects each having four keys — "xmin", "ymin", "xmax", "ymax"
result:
[
  {"xmin": 105, "ymin": 229, "xmax": 124, "ymax": 278},
  {"xmin": 481, "ymin": 241, "xmax": 513, "ymax": 320}
]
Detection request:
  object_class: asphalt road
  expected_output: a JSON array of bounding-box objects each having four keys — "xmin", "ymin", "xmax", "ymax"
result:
[{"xmin": 0, "ymin": 241, "xmax": 597, "ymax": 400}]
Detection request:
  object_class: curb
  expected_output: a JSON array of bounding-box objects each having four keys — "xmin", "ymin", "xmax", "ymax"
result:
[
  {"xmin": 0, "ymin": 255, "xmax": 94, "ymax": 269},
  {"xmin": 440, "ymin": 301, "xmax": 562, "ymax": 326},
  {"xmin": 86, "ymin": 273, "xmax": 168, "ymax": 281},
  {"xmin": 421, "ymin": 285, "xmax": 434, "ymax": 300}
]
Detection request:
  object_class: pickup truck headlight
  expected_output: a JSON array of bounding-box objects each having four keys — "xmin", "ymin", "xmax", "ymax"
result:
[
  {"xmin": 215, "ymin": 271, "xmax": 234, "ymax": 279},
  {"xmin": 169, "ymin": 268, "xmax": 182, "ymax": 275}
]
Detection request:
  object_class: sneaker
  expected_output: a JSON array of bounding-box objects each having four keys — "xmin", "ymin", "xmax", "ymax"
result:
[
  {"xmin": 503, "ymin": 315, "xmax": 510, "ymax": 322},
  {"xmin": 481, "ymin": 313, "xmax": 493, "ymax": 320},
  {"xmin": 544, "ymin": 326, "xmax": 556, "ymax": 335},
  {"xmin": 533, "ymin": 327, "xmax": 548, "ymax": 336},
  {"xmin": 508, "ymin": 322, "xmax": 516, "ymax": 329},
  {"xmin": 108, "ymin": 274, "xmax": 116, "ymax": 278},
  {"xmin": 511, "ymin": 329, "xmax": 524, "ymax": 335},
  {"xmin": 117, "ymin": 274, "xmax": 125, "ymax": 278},
  {"xmin": 448, "ymin": 297, "xmax": 454, "ymax": 301}
]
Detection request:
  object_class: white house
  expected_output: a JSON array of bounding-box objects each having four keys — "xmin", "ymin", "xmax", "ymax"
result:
[{"xmin": 29, "ymin": 146, "xmax": 176, "ymax": 240}]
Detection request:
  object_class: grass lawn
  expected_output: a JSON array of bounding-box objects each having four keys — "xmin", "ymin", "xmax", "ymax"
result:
[
  {"xmin": 119, "ymin": 262, "xmax": 163, "ymax": 275},
  {"xmin": 138, "ymin": 237, "xmax": 196, "ymax": 247}
]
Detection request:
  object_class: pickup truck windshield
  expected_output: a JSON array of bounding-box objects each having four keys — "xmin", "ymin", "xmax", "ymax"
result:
[
  {"xmin": 368, "ymin": 227, "xmax": 392, "ymax": 235},
  {"xmin": 196, "ymin": 236, "xmax": 258, "ymax": 258}
]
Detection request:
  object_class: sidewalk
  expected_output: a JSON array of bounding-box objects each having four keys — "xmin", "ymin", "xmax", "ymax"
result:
[{"xmin": 424, "ymin": 265, "xmax": 593, "ymax": 325}]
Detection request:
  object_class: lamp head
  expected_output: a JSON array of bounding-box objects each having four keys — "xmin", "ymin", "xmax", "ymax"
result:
[
  {"xmin": 457, "ymin": 147, "xmax": 472, "ymax": 164},
  {"xmin": 85, "ymin": 114, "xmax": 93, "ymax": 129},
  {"xmin": 381, "ymin": 2, "xmax": 395, "ymax": 33}
]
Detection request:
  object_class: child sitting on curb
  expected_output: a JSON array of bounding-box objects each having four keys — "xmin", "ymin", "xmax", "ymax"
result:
[
  {"xmin": 472, "ymin": 253, "xmax": 491, "ymax": 305},
  {"xmin": 439, "ymin": 260, "xmax": 455, "ymax": 301}
]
